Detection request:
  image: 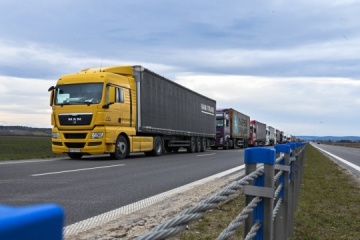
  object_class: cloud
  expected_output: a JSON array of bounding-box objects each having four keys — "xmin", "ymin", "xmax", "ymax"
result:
[
  {"xmin": 0, "ymin": 76, "xmax": 54, "ymax": 127},
  {"xmin": 175, "ymin": 74, "xmax": 360, "ymax": 135},
  {"xmin": 1, "ymin": 0, "xmax": 360, "ymax": 137}
]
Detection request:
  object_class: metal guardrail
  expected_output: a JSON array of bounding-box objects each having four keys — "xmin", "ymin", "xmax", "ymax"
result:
[
  {"xmin": 0, "ymin": 204, "xmax": 64, "ymax": 240},
  {"xmin": 0, "ymin": 143, "xmax": 306, "ymax": 240},
  {"xmin": 135, "ymin": 142, "xmax": 307, "ymax": 240}
]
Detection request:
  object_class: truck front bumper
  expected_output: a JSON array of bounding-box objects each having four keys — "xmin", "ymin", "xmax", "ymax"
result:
[{"xmin": 51, "ymin": 127, "xmax": 114, "ymax": 155}]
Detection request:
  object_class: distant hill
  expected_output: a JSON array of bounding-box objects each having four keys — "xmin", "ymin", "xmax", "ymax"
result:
[
  {"xmin": 0, "ymin": 126, "xmax": 51, "ymax": 137},
  {"xmin": 297, "ymin": 136, "xmax": 360, "ymax": 142}
]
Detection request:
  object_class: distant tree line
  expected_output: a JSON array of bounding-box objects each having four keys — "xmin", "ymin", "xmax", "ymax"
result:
[
  {"xmin": 0, "ymin": 126, "xmax": 51, "ymax": 136},
  {"xmin": 0, "ymin": 126, "xmax": 50, "ymax": 131}
]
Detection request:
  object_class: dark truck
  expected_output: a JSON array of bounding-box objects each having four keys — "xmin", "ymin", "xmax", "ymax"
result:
[{"xmin": 210, "ymin": 108, "xmax": 250, "ymax": 149}]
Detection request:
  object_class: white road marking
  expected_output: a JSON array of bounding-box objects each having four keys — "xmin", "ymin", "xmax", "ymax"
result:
[
  {"xmin": 314, "ymin": 145, "xmax": 360, "ymax": 172},
  {"xmin": 0, "ymin": 159, "xmax": 62, "ymax": 165},
  {"xmin": 197, "ymin": 153, "xmax": 216, "ymax": 157},
  {"xmin": 64, "ymin": 164, "xmax": 245, "ymax": 236},
  {"xmin": 32, "ymin": 164, "xmax": 125, "ymax": 176}
]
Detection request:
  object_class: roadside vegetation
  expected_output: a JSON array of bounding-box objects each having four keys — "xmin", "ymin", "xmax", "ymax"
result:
[
  {"xmin": 325, "ymin": 142, "xmax": 360, "ymax": 148},
  {"xmin": 172, "ymin": 144, "xmax": 360, "ymax": 239},
  {"xmin": 0, "ymin": 136, "xmax": 65, "ymax": 160}
]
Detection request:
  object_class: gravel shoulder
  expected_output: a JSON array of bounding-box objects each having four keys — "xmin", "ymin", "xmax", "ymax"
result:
[{"xmin": 65, "ymin": 170, "xmax": 244, "ymax": 240}]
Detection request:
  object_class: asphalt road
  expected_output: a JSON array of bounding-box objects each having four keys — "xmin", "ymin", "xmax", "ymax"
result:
[
  {"xmin": 311, "ymin": 142, "xmax": 360, "ymax": 179},
  {"xmin": 0, "ymin": 149, "xmax": 245, "ymax": 226}
]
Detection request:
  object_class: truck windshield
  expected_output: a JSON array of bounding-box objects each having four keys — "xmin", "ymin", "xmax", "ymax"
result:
[
  {"xmin": 55, "ymin": 83, "xmax": 103, "ymax": 105},
  {"xmin": 216, "ymin": 119, "xmax": 224, "ymax": 127}
]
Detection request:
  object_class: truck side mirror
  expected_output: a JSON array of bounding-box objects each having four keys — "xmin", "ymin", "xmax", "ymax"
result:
[{"xmin": 48, "ymin": 86, "xmax": 55, "ymax": 106}]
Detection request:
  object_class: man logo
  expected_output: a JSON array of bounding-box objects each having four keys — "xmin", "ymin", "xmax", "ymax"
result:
[{"xmin": 68, "ymin": 117, "xmax": 82, "ymax": 124}]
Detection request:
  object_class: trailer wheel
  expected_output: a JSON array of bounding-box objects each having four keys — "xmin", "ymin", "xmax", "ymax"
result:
[
  {"xmin": 230, "ymin": 140, "xmax": 235, "ymax": 149},
  {"xmin": 67, "ymin": 153, "xmax": 83, "ymax": 159},
  {"xmin": 187, "ymin": 137, "xmax": 196, "ymax": 153},
  {"xmin": 200, "ymin": 138, "xmax": 206, "ymax": 152},
  {"xmin": 113, "ymin": 135, "xmax": 128, "ymax": 160},
  {"xmin": 195, "ymin": 137, "xmax": 201, "ymax": 152}
]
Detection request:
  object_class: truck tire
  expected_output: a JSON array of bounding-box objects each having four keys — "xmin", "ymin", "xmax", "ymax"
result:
[
  {"xmin": 152, "ymin": 136, "xmax": 163, "ymax": 156},
  {"xmin": 230, "ymin": 140, "xmax": 235, "ymax": 149},
  {"xmin": 200, "ymin": 138, "xmax": 206, "ymax": 152},
  {"xmin": 187, "ymin": 137, "xmax": 196, "ymax": 153},
  {"xmin": 145, "ymin": 136, "xmax": 163, "ymax": 156},
  {"xmin": 223, "ymin": 141, "xmax": 229, "ymax": 150},
  {"xmin": 67, "ymin": 153, "xmax": 83, "ymax": 159},
  {"xmin": 195, "ymin": 137, "xmax": 201, "ymax": 152},
  {"xmin": 113, "ymin": 135, "xmax": 128, "ymax": 160}
]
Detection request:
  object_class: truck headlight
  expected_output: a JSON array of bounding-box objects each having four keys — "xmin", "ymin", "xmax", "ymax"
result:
[
  {"xmin": 52, "ymin": 133, "xmax": 60, "ymax": 139},
  {"xmin": 91, "ymin": 132, "xmax": 104, "ymax": 139}
]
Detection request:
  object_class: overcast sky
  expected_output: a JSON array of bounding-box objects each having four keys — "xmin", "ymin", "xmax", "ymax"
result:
[{"xmin": 0, "ymin": 0, "xmax": 359, "ymax": 136}]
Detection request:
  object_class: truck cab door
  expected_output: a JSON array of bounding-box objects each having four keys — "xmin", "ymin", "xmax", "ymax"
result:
[{"xmin": 105, "ymin": 85, "xmax": 131, "ymax": 127}]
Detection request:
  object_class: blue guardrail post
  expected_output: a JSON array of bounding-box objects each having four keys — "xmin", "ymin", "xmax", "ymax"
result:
[
  {"xmin": 274, "ymin": 144, "xmax": 292, "ymax": 240},
  {"xmin": 244, "ymin": 147, "xmax": 276, "ymax": 240},
  {"xmin": 0, "ymin": 204, "xmax": 64, "ymax": 240}
]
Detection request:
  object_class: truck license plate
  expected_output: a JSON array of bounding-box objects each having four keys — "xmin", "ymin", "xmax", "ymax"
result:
[{"xmin": 69, "ymin": 149, "xmax": 81, "ymax": 153}]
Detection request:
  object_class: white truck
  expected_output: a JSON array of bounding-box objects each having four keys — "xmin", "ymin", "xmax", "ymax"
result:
[{"xmin": 265, "ymin": 126, "xmax": 275, "ymax": 146}]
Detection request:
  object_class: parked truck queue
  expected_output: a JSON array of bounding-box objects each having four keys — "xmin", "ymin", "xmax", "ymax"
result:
[{"xmin": 48, "ymin": 65, "xmax": 296, "ymax": 159}]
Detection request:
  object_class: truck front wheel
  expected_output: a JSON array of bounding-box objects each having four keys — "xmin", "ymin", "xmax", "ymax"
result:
[{"xmin": 113, "ymin": 135, "xmax": 128, "ymax": 160}]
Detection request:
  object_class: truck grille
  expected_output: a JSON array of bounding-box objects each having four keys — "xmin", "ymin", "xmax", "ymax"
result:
[
  {"xmin": 64, "ymin": 133, "xmax": 87, "ymax": 139},
  {"xmin": 58, "ymin": 113, "xmax": 92, "ymax": 125}
]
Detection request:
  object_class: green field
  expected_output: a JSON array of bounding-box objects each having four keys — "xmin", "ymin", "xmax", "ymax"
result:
[{"xmin": 0, "ymin": 136, "xmax": 65, "ymax": 160}]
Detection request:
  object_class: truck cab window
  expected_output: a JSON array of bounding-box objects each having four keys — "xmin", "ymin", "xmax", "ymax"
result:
[{"xmin": 116, "ymin": 88, "xmax": 124, "ymax": 103}]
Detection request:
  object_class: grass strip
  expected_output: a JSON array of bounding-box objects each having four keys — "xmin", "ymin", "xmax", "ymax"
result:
[
  {"xmin": 0, "ymin": 136, "xmax": 65, "ymax": 160},
  {"xmin": 172, "ymin": 144, "xmax": 360, "ymax": 239},
  {"xmin": 292, "ymin": 144, "xmax": 360, "ymax": 239}
]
